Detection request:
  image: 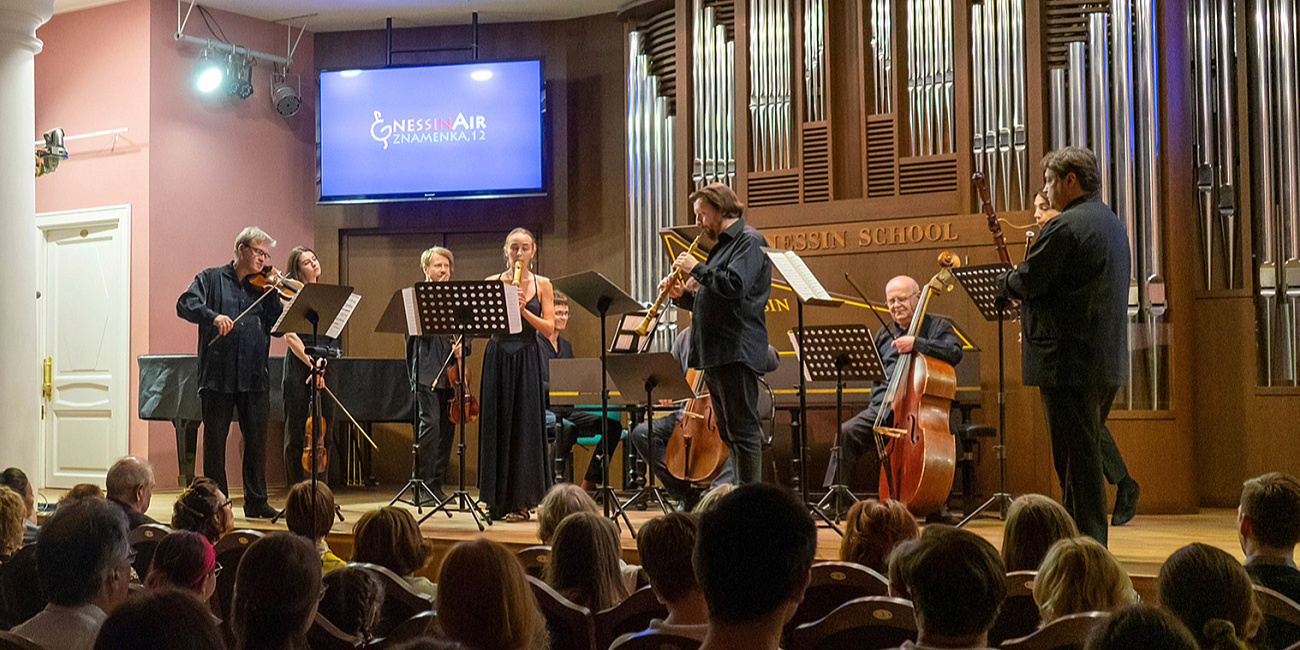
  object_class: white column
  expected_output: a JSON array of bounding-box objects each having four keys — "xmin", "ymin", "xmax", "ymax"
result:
[{"xmin": 0, "ymin": 0, "xmax": 53, "ymax": 487}]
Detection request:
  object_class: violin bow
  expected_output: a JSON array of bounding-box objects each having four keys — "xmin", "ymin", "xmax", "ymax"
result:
[
  {"xmin": 323, "ymin": 385, "xmax": 378, "ymax": 449},
  {"xmin": 844, "ymin": 273, "xmax": 898, "ymax": 342},
  {"xmin": 205, "ymin": 285, "xmax": 278, "ymax": 346}
]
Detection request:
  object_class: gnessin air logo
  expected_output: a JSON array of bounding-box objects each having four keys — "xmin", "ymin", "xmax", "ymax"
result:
[{"xmin": 370, "ymin": 111, "xmax": 488, "ymax": 150}]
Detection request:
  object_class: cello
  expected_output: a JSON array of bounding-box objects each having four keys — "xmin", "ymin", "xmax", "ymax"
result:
[
  {"xmin": 664, "ymin": 368, "xmax": 729, "ymax": 484},
  {"xmin": 873, "ymin": 251, "xmax": 961, "ymax": 516}
]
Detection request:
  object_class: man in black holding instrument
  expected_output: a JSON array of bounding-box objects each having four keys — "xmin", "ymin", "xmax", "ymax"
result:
[
  {"xmin": 1000, "ymin": 147, "xmax": 1130, "ymax": 546},
  {"xmin": 664, "ymin": 183, "xmax": 772, "ymax": 486},
  {"xmin": 832, "ymin": 275, "xmax": 963, "ymax": 492},
  {"xmin": 176, "ymin": 227, "xmax": 282, "ymax": 519}
]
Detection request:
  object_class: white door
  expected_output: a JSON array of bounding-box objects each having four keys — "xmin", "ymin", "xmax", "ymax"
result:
[{"xmin": 36, "ymin": 205, "xmax": 131, "ymax": 488}]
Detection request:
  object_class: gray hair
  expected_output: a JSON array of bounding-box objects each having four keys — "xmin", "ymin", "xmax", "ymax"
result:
[
  {"xmin": 234, "ymin": 227, "xmax": 276, "ymax": 254},
  {"xmin": 1041, "ymin": 147, "xmax": 1101, "ymax": 194},
  {"xmin": 105, "ymin": 456, "xmax": 153, "ymax": 500}
]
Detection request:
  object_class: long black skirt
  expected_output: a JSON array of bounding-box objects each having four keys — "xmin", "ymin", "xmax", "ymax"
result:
[{"xmin": 477, "ymin": 335, "xmax": 550, "ymax": 518}]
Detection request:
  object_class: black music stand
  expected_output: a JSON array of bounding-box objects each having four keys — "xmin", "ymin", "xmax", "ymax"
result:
[
  {"xmin": 272, "ymin": 283, "xmax": 358, "ymax": 528},
  {"xmin": 551, "ymin": 272, "xmax": 644, "ymax": 533},
  {"xmin": 606, "ymin": 352, "xmax": 695, "ymax": 521},
  {"xmin": 950, "ymin": 264, "xmax": 1019, "ymax": 526},
  {"xmin": 791, "ymin": 325, "xmax": 886, "ymax": 529}
]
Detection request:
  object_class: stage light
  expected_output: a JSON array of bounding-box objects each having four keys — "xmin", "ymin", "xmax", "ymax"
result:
[
  {"xmin": 227, "ymin": 54, "xmax": 254, "ymax": 99},
  {"xmin": 271, "ymin": 69, "xmax": 301, "ymax": 117},
  {"xmin": 470, "ymin": 69, "xmax": 493, "ymax": 81},
  {"xmin": 339, "ymin": 69, "xmax": 362, "ymax": 78},
  {"xmin": 195, "ymin": 49, "xmax": 225, "ymax": 93}
]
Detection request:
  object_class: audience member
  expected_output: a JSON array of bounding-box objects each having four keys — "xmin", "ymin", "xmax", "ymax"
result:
[
  {"xmin": 171, "ymin": 477, "xmax": 234, "ymax": 544},
  {"xmin": 230, "ymin": 532, "xmax": 321, "ymax": 650},
  {"xmin": 839, "ymin": 498, "xmax": 920, "ymax": 573},
  {"xmin": 1003, "ymin": 494, "xmax": 1079, "ymax": 571},
  {"xmin": 892, "ymin": 525, "xmax": 1007, "ymax": 650},
  {"xmin": 1033, "ymin": 536, "xmax": 1137, "ymax": 623},
  {"xmin": 392, "ymin": 639, "xmax": 466, "ymax": 650},
  {"xmin": 1157, "ymin": 542, "xmax": 1259, "ymax": 650},
  {"xmin": 536, "ymin": 482, "xmax": 599, "ymax": 545},
  {"xmin": 92, "ymin": 589, "xmax": 224, "ymax": 650},
  {"xmin": 693, "ymin": 483, "xmax": 736, "ymax": 514},
  {"xmin": 1084, "ymin": 604, "xmax": 1198, "ymax": 650},
  {"xmin": 143, "ymin": 530, "xmax": 218, "ymax": 603},
  {"xmin": 61, "ymin": 483, "xmax": 105, "ymax": 504},
  {"xmin": 0, "ymin": 486, "xmax": 28, "ymax": 560},
  {"xmin": 105, "ymin": 456, "xmax": 159, "ymax": 529},
  {"xmin": 614, "ymin": 513, "xmax": 708, "ymax": 644},
  {"xmin": 318, "ymin": 566, "xmax": 384, "ymax": 644},
  {"xmin": 694, "ymin": 484, "xmax": 816, "ymax": 650},
  {"xmin": 1238, "ymin": 472, "xmax": 1300, "ymax": 602},
  {"xmin": 437, "ymin": 538, "xmax": 548, "ymax": 650},
  {"xmin": 12, "ymin": 498, "xmax": 131, "ymax": 650},
  {"xmin": 545, "ymin": 510, "xmax": 631, "ymax": 611},
  {"xmin": 284, "ymin": 480, "xmax": 344, "ymax": 574},
  {"xmin": 0, "ymin": 467, "xmax": 39, "ymax": 545},
  {"xmin": 352, "ymin": 506, "xmax": 436, "ymax": 598},
  {"xmin": 886, "ymin": 538, "xmax": 920, "ymax": 600}
]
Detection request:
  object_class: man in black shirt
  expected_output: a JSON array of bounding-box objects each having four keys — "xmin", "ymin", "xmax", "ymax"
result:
[
  {"xmin": 666, "ymin": 183, "xmax": 773, "ymax": 485},
  {"xmin": 177, "ymin": 227, "xmax": 283, "ymax": 519},
  {"xmin": 832, "ymin": 275, "xmax": 963, "ymax": 491},
  {"xmin": 1000, "ymin": 147, "xmax": 1131, "ymax": 545}
]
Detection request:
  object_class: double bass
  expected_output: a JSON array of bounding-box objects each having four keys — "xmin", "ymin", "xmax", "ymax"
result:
[
  {"xmin": 872, "ymin": 251, "xmax": 961, "ymax": 516},
  {"xmin": 664, "ymin": 368, "xmax": 728, "ymax": 484}
]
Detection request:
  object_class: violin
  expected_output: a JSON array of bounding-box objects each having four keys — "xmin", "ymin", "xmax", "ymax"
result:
[
  {"xmin": 664, "ymin": 368, "xmax": 729, "ymax": 484},
  {"xmin": 250, "ymin": 266, "xmax": 305, "ymax": 299},
  {"xmin": 445, "ymin": 338, "xmax": 479, "ymax": 424},
  {"xmin": 303, "ymin": 411, "xmax": 327, "ymax": 475}
]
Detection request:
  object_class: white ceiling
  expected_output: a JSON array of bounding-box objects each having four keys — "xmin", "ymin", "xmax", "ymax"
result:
[{"xmin": 52, "ymin": 0, "xmax": 624, "ymax": 32}]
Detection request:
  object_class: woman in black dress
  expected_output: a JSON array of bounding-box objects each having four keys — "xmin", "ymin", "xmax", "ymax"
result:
[
  {"xmin": 281, "ymin": 246, "xmax": 340, "ymax": 484},
  {"xmin": 479, "ymin": 228, "xmax": 555, "ymax": 522}
]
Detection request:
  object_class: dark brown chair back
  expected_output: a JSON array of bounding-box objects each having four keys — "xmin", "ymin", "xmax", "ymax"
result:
[
  {"xmin": 609, "ymin": 629, "xmax": 702, "ymax": 650},
  {"xmin": 0, "ymin": 631, "xmax": 43, "ymax": 650},
  {"xmin": 372, "ymin": 610, "xmax": 439, "ymax": 649},
  {"xmin": 128, "ymin": 523, "xmax": 172, "ymax": 582},
  {"xmin": 1002, "ymin": 611, "xmax": 1111, "ymax": 650},
  {"xmin": 789, "ymin": 596, "xmax": 917, "ymax": 650},
  {"xmin": 784, "ymin": 561, "xmax": 891, "ymax": 643},
  {"xmin": 989, "ymin": 570, "xmax": 1041, "ymax": 646},
  {"xmin": 350, "ymin": 562, "xmax": 434, "ymax": 638},
  {"xmin": 517, "ymin": 545, "xmax": 552, "ymax": 579},
  {"xmin": 1256, "ymin": 584, "xmax": 1300, "ymax": 650},
  {"xmin": 306, "ymin": 611, "xmax": 364, "ymax": 650},
  {"xmin": 211, "ymin": 529, "xmax": 264, "ymax": 620},
  {"xmin": 0, "ymin": 545, "xmax": 43, "ymax": 629},
  {"xmin": 595, "ymin": 585, "xmax": 670, "ymax": 649},
  {"xmin": 528, "ymin": 575, "xmax": 596, "ymax": 650}
]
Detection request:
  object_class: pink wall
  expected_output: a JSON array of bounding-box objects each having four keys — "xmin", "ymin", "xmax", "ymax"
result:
[{"xmin": 35, "ymin": 0, "xmax": 316, "ymax": 488}]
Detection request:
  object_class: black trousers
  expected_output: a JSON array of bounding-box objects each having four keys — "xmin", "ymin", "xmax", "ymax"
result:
[
  {"xmin": 835, "ymin": 404, "xmax": 884, "ymax": 490},
  {"xmin": 553, "ymin": 409, "xmax": 621, "ymax": 484},
  {"xmin": 415, "ymin": 386, "xmax": 456, "ymax": 487},
  {"xmin": 703, "ymin": 363, "xmax": 763, "ymax": 485},
  {"xmin": 1039, "ymin": 384, "xmax": 1119, "ymax": 546},
  {"xmin": 1099, "ymin": 426, "xmax": 1131, "ymax": 485},
  {"xmin": 629, "ymin": 411, "xmax": 736, "ymax": 497},
  {"xmin": 202, "ymin": 390, "xmax": 269, "ymax": 506}
]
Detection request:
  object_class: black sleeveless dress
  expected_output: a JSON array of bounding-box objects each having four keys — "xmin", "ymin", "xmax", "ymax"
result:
[{"xmin": 478, "ymin": 276, "xmax": 551, "ymax": 518}]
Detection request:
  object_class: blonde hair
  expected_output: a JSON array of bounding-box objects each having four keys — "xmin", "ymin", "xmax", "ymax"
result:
[
  {"xmin": 1003, "ymin": 494, "xmax": 1078, "ymax": 571},
  {"xmin": 0, "ymin": 486, "xmax": 26, "ymax": 556},
  {"xmin": 420, "ymin": 246, "xmax": 454, "ymax": 271},
  {"xmin": 692, "ymin": 483, "xmax": 737, "ymax": 514},
  {"xmin": 1034, "ymin": 536, "xmax": 1137, "ymax": 623},
  {"xmin": 537, "ymin": 483, "xmax": 599, "ymax": 545},
  {"xmin": 233, "ymin": 227, "xmax": 275, "ymax": 254},
  {"xmin": 839, "ymin": 499, "xmax": 920, "ymax": 573}
]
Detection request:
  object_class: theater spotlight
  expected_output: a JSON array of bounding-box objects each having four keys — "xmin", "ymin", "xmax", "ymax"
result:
[
  {"xmin": 194, "ymin": 48, "xmax": 225, "ymax": 94},
  {"xmin": 271, "ymin": 72, "xmax": 301, "ymax": 117},
  {"xmin": 227, "ymin": 54, "xmax": 255, "ymax": 99}
]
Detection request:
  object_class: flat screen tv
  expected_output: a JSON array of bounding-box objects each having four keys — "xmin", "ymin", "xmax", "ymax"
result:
[{"xmin": 318, "ymin": 59, "xmax": 544, "ymax": 203}]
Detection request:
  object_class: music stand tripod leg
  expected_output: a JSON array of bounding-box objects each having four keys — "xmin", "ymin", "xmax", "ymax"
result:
[
  {"xmin": 816, "ymin": 358, "xmax": 860, "ymax": 526},
  {"xmin": 422, "ymin": 331, "xmax": 489, "ymax": 531},
  {"xmin": 390, "ymin": 342, "xmax": 451, "ymax": 515},
  {"xmin": 618, "ymin": 380, "xmax": 674, "ymax": 516},
  {"xmin": 957, "ymin": 291, "xmax": 1015, "ymax": 527}
]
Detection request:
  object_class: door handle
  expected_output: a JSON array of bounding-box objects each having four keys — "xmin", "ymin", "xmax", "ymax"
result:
[{"xmin": 42, "ymin": 357, "xmax": 52, "ymax": 401}]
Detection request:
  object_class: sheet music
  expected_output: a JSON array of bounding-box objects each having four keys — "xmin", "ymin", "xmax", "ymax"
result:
[
  {"xmin": 325, "ymin": 293, "xmax": 361, "ymax": 339},
  {"xmin": 765, "ymin": 248, "xmax": 835, "ymax": 304},
  {"xmin": 402, "ymin": 286, "xmax": 420, "ymax": 335},
  {"xmin": 504, "ymin": 284, "xmax": 523, "ymax": 334},
  {"xmin": 269, "ymin": 292, "xmax": 297, "ymax": 334}
]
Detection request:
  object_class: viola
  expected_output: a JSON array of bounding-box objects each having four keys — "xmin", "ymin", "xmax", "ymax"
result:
[
  {"xmin": 446, "ymin": 338, "xmax": 479, "ymax": 424},
  {"xmin": 302, "ymin": 408, "xmax": 328, "ymax": 476},
  {"xmin": 664, "ymin": 369, "xmax": 729, "ymax": 484},
  {"xmin": 872, "ymin": 251, "xmax": 961, "ymax": 516}
]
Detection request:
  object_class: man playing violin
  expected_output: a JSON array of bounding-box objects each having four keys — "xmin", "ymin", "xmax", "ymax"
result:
[
  {"xmin": 832, "ymin": 276, "xmax": 963, "ymax": 493},
  {"xmin": 176, "ymin": 227, "xmax": 283, "ymax": 519}
]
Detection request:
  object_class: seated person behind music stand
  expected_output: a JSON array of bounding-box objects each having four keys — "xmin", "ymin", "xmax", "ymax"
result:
[
  {"xmin": 833, "ymin": 275, "xmax": 962, "ymax": 492},
  {"xmin": 540, "ymin": 291, "xmax": 621, "ymax": 490}
]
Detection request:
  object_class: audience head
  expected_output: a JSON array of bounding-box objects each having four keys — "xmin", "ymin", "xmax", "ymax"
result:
[
  {"xmin": 61, "ymin": 482, "xmax": 105, "ymax": 504},
  {"xmin": 537, "ymin": 483, "xmax": 599, "ymax": 545},
  {"xmin": 352, "ymin": 506, "xmax": 432, "ymax": 577},
  {"xmin": 1238, "ymin": 471, "xmax": 1300, "ymax": 556},
  {"xmin": 92, "ymin": 589, "xmax": 224, "ymax": 650},
  {"xmin": 437, "ymin": 538, "xmax": 547, "ymax": 650},
  {"xmin": 0, "ymin": 467, "xmax": 36, "ymax": 519},
  {"xmin": 392, "ymin": 640, "xmax": 466, "ymax": 650},
  {"xmin": 36, "ymin": 496, "xmax": 131, "ymax": 611},
  {"xmin": 839, "ymin": 498, "xmax": 920, "ymax": 573},
  {"xmin": 1003, "ymin": 494, "xmax": 1079, "ymax": 571},
  {"xmin": 545, "ymin": 510, "xmax": 630, "ymax": 611},
  {"xmin": 172, "ymin": 477, "xmax": 233, "ymax": 544},
  {"xmin": 0, "ymin": 486, "xmax": 27, "ymax": 556},
  {"xmin": 1033, "ymin": 536, "xmax": 1137, "ymax": 623},
  {"xmin": 1157, "ymin": 543, "xmax": 1259, "ymax": 650},
  {"xmin": 695, "ymin": 484, "xmax": 817, "ymax": 626},
  {"xmin": 318, "ymin": 566, "xmax": 384, "ymax": 644},
  {"xmin": 144, "ymin": 530, "xmax": 217, "ymax": 600},
  {"xmin": 286, "ymin": 480, "xmax": 336, "ymax": 542},
  {"xmin": 692, "ymin": 483, "xmax": 736, "ymax": 514},
  {"xmin": 231, "ymin": 532, "xmax": 321, "ymax": 650},
  {"xmin": 893, "ymin": 525, "xmax": 1007, "ymax": 645},
  {"xmin": 105, "ymin": 456, "xmax": 155, "ymax": 513},
  {"xmin": 1085, "ymin": 604, "xmax": 1199, "ymax": 650},
  {"xmin": 637, "ymin": 513, "xmax": 702, "ymax": 607}
]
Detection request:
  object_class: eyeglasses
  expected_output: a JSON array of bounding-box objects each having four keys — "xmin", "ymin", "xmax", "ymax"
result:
[
  {"xmin": 218, "ymin": 499, "xmax": 233, "ymax": 509},
  {"xmin": 243, "ymin": 244, "xmax": 272, "ymax": 261},
  {"xmin": 885, "ymin": 293, "xmax": 919, "ymax": 307}
]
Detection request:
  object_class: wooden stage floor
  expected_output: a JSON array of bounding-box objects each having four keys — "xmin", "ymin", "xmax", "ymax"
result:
[{"xmin": 143, "ymin": 484, "xmax": 1243, "ymax": 580}]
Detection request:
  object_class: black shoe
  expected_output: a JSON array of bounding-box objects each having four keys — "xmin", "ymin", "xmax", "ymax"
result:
[
  {"xmin": 1112, "ymin": 477, "xmax": 1139, "ymax": 526},
  {"xmin": 244, "ymin": 502, "xmax": 278, "ymax": 519}
]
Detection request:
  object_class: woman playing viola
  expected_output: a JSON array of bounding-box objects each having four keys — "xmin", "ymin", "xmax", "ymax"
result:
[{"xmin": 281, "ymin": 246, "xmax": 339, "ymax": 484}]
